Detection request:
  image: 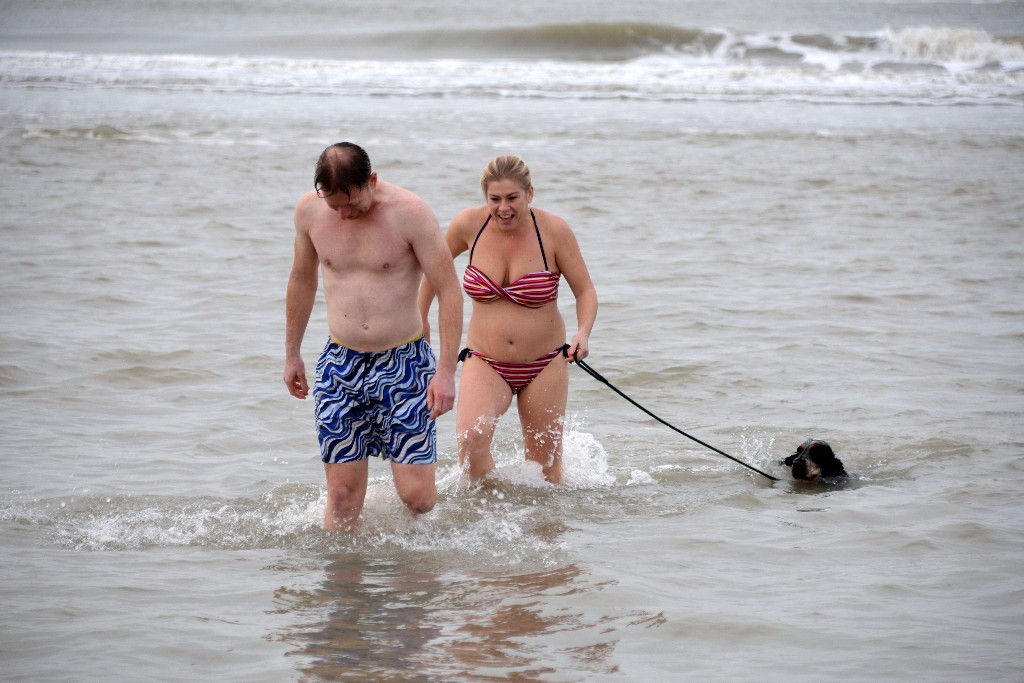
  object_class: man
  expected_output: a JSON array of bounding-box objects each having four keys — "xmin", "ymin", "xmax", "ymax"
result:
[{"xmin": 284, "ymin": 142, "xmax": 462, "ymax": 531}]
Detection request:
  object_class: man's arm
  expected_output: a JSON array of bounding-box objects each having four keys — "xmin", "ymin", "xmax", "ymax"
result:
[
  {"xmin": 416, "ymin": 277, "xmax": 436, "ymax": 346},
  {"xmin": 284, "ymin": 197, "xmax": 320, "ymax": 399},
  {"xmin": 411, "ymin": 207, "xmax": 464, "ymax": 419},
  {"xmin": 417, "ymin": 214, "xmax": 470, "ymax": 345}
]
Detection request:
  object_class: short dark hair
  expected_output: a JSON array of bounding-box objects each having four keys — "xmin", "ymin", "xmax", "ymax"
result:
[{"xmin": 314, "ymin": 142, "xmax": 372, "ymax": 197}]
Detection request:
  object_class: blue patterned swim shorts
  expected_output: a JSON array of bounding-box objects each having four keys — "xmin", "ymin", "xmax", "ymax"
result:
[{"xmin": 313, "ymin": 336, "xmax": 437, "ymax": 465}]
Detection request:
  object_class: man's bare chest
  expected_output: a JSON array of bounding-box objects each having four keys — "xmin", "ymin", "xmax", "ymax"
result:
[{"xmin": 312, "ymin": 223, "xmax": 413, "ymax": 274}]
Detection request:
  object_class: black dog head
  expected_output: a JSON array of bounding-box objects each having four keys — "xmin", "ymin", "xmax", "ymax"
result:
[{"xmin": 783, "ymin": 439, "xmax": 847, "ymax": 481}]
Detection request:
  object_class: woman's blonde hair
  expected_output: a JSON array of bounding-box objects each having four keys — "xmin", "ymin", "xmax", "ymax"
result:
[{"xmin": 480, "ymin": 155, "xmax": 532, "ymax": 195}]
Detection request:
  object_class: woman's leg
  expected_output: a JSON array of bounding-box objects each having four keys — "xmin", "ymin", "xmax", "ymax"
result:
[
  {"xmin": 456, "ymin": 355, "xmax": 514, "ymax": 480},
  {"xmin": 516, "ymin": 356, "xmax": 569, "ymax": 484}
]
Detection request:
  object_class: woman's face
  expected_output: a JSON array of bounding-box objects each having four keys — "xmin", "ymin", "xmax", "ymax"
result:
[{"xmin": 485, "ymin": 178, "xmax": 533, "ymax": 228}]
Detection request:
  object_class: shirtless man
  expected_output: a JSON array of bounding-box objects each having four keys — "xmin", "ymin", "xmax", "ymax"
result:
[{"xmin": 284, "ymin": 142, "xmax": 462, "ymax": 531}]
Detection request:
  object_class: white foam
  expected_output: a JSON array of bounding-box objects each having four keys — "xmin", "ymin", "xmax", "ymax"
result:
[
  {"xmin": 2, "ymin": 45, "xmax": 1021, "ymax": 106},
  {"xmin": 885, "ymin": 26, "xmax": 1024, "ymax": 66},
  {"xmin": 30, "ymin": 415, "xmax": 616, "ymax": 555}
]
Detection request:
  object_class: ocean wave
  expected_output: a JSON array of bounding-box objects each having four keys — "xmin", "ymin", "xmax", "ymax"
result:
[
  {"xmin": 718, "ymin": 25, "xmax": 1024, "ymax": 71},
  {"xmin": 372, "ymin": 21, "xmax": 720, "ymax": 61},
  {"xmin": 371, "ymin": 22, "xmax": 1024, "ymax": 68},
  {"xmin": 1, "ymin": 24, "xmax": 1023, "ymax": 106},
  {"xmin": 885, "ymin": 26, "xmax": 1024, "ymax": 65}
]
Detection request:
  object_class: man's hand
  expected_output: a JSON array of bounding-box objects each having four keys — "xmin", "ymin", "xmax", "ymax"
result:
[
  {"xmin": 425, "ymin": 372, "xmax": 455, "ymax": 419},
  {"xmin": 284, "ymin": 356, "xmax": 309, "ymax": 399}
]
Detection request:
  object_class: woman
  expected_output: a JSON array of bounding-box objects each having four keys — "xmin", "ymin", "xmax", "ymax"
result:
[{"xmin": 420, "ymin": 155, "xmax": 597, "ymax": 483}]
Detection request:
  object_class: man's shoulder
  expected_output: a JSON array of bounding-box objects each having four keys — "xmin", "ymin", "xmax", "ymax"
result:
[
  {"xmin": 379, "ymin": 180, "xmax": 426, "ymax": 205},
  {"xmin": 296, "ymin": 188, "xmax": 320, "ymax": 206},
  {"xmin": 379, "ymin": 182, "xmax": 438, "ymax": 229},
  {"xmin": 294, "ymin": 190, "xmax": 323, "ymax": 231}
]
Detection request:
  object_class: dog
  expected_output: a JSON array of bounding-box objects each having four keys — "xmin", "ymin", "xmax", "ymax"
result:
[{"xmin": 783, "ymin": 438, "xmax": 847, "ymax": 481}]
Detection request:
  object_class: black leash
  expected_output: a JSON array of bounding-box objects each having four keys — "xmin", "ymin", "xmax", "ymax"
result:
[{"xmin": 573, "ymin": 353, "xmax": 779, "ymax": 482}]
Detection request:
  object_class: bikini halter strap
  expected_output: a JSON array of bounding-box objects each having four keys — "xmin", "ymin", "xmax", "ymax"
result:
[{"xmin": 467, "ymin": 210, "xmax": 548, "ymax": 271}]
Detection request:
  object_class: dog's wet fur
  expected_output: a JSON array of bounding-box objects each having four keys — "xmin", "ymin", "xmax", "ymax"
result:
[{"xmin": 783, "ymin": 439, "xmax": 847, "ymax": 481}]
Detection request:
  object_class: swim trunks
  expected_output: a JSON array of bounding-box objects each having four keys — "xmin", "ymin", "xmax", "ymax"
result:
[{"xmin": 313, "ymin": 336, "xmax": 437, "ymax": 465}]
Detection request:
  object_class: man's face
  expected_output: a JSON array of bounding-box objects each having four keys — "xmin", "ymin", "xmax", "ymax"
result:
[{"xmin": 322, "ymin": 173, "xmax": 376, "ymax": 220}]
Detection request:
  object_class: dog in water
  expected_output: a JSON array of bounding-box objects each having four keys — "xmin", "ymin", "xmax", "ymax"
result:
[{"xmin": 783, "ymin": 439, "xmax": 847, "ymax": 481}]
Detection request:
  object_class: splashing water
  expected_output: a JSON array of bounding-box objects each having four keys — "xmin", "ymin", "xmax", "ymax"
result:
[{"xmin": 1, "ymin": 413, "xmax": 616, "ymax": 568}]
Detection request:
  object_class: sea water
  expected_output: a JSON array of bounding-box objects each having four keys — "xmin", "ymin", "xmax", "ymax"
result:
[{"xmin": 1, "ymin": 1, "xmax": 1023, "ymax": 681}]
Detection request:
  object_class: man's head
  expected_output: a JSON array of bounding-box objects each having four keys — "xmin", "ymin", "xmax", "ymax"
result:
[{"xmin": 314, "ymin": 142, "xmax": 377, "ymax": 219}]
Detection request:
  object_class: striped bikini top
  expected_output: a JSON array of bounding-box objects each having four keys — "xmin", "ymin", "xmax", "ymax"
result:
[{"xmin": 462, "ymin": 210, "xmax": 560, "ymax": 309}]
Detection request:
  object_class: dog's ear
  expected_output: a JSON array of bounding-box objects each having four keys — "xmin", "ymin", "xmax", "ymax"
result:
[
  {"xmin": 810, "ymin": 442, "xmax": 847, "ymax": 477},
  {"xmin": 822, "ymin": 455, "xmax": 847, "ymax": 477}
]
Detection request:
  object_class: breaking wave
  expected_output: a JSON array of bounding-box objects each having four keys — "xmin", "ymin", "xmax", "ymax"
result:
[{"xmin": 2, "ymin": 23, "xmax": 1023, "ymax": 105}]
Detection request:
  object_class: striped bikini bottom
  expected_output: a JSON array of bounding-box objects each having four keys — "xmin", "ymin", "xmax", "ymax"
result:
[{"xmin": 459, "ymin": 344, "xmax": 569, "ymax": 395}]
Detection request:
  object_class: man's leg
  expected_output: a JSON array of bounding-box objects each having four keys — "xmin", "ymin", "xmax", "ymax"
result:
[
  {"xmin": 391, "ymin": 462, "xmax": 437, "ymax": 515},
  {"xmin": 323, "ymin": 459, "xmax": 369, "ymax": 531},
  {"xmin": 383, "ymin": 336, "xmax": 439, "ymax": 512}
]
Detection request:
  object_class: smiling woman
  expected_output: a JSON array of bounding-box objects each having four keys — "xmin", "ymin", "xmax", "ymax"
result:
[{"xmin": 420, "ymin": 155, "xmax": 598, "ymax": 485}]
